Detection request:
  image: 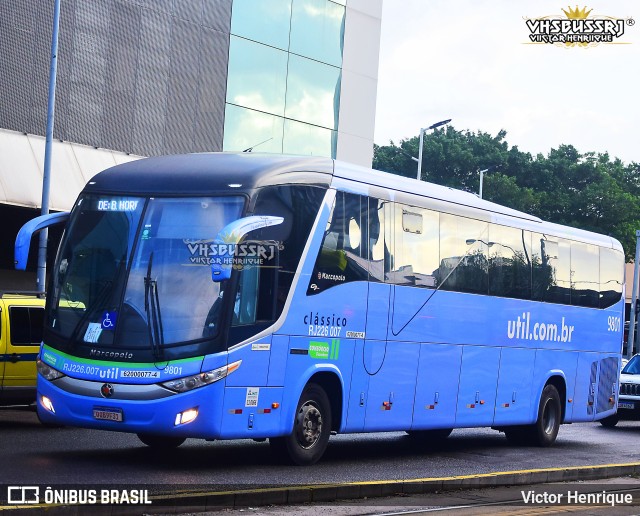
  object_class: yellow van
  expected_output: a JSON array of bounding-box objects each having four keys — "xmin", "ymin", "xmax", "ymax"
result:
[{"xmin": 0, "ymin": 292, "xmax": 46, "ymax": 406}]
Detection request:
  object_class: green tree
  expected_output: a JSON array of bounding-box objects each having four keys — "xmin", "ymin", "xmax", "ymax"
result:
[{"xmin": 373, "ymin": 126, "xmax": 640, "ymax": 260}]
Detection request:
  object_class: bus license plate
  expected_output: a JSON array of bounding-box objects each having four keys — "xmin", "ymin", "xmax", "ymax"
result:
[
  {"xmin": 93, "ymin": 407, "xmax": 123, "ymax": 422},
  {"xmin": 618, "ymin": 401, "xmax": 634, "ymax": 410}
]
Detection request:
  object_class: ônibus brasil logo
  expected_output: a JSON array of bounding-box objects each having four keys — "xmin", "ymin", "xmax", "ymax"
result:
[{"xmin": 525, "ymin": 5, "xmax": 634, "ymax": 47}]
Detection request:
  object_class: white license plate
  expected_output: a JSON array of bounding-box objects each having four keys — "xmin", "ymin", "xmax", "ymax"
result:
[
  {"xmin": 618, "ymin": 401, "xmax": 635, "ymax": 410},
  {"xmin": 93, "ymin": 408, "xmax": 123, "ymax": 422}
]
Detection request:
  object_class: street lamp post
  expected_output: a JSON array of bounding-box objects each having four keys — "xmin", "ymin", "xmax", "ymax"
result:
[
  {"xmin": 478, "ymin": 164, "xmax": 501, "ymax": 199},
  {"xmin": 416, "ymin": 119, "xmax": 451, "ymax": 180},
  {"xmin": 37, "ymin": 0, "xmax": 61, "ymax": 293}
]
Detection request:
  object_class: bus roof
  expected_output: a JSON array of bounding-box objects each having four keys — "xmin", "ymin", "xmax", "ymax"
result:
[{"xmin": 85, "ymin": 153, "xmax": 335, "ymax": 195}]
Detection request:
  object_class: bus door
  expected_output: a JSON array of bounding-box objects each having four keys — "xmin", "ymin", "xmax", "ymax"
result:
[{"xmin": 308, "ymin": 192, "xmax": 371, "ymax": 432}]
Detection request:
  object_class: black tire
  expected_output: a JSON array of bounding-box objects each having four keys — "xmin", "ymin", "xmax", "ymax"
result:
[
  {"xmin": 599, "ymin": 414, "xmax": 619, "ymax": 428},
  {"xmin": 505, "ymin": 384, "xmax": 561, "ymax": 447},
  {"xmin": 270, "ymin": 383, "xmax": 331, "ymax": 466},
  {"xmin": 137, "ymin": 433, "xmax": 186, "ymax": 449},
  {"xmin": 406, "ymin": 428, "xmax": 453, "ymax": 441}
]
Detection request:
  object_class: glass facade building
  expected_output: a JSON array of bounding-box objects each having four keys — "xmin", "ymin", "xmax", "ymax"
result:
[{"xmin": 224, "ymin": 0, "xmax": 345, "ymax": 157}]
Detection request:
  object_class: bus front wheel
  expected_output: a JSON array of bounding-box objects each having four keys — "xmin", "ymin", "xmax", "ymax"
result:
[
  {"xmin": 137, "ymin": 433, "xmax": 186, "ymax": 449},
  {"xmin": 270, "ymin": 383, "xmax": 332, "ymax": 466}
]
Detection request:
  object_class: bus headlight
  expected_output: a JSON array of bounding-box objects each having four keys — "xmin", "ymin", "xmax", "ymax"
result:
[
  {"xmin": 37, "ymin": 358, "xmax": 65, "ymax": 381},
  {"xmin": 161, "ymin": 360, "xmax": 241, "ymax": 393}
]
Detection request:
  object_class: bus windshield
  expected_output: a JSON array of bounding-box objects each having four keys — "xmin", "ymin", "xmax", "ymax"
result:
[{"xmin": 47, "ymin": 194, "xmax": 245, "ymax": 355}]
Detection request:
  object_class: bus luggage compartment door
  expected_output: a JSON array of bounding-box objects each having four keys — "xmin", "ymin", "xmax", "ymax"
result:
[{"xmin": 455, "ymin": 345, "xmax": 500, "ymax": 427}]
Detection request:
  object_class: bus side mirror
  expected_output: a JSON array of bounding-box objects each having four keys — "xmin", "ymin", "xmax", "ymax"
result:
[
  {"xmin": 14, "ymin": 212, "xmax": 70, "ymax": 270},
  {"xmin": 211, "ymin": 215, "xmax": 283, "ymax": 282}
]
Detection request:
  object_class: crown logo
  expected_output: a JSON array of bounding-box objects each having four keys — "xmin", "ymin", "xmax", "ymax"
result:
[{"xmin": 561, "ymin": 5, "xmax": 592, "ymax": 19}]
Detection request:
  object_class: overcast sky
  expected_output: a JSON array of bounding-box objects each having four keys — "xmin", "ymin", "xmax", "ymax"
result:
[{"xmin": 374, "ymin": 0, "xmax": 639, "ymax": 164}]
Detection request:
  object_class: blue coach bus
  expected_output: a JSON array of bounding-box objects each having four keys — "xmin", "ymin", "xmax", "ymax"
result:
[{"xmin": 16, "ymin": 153, "xmax": 624, "ymax": 465}]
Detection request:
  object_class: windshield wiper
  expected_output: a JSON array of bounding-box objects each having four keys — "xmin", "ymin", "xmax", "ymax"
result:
[{"xmin": 144, "ymin": 251, "xmax": 164, "ymax": 360}]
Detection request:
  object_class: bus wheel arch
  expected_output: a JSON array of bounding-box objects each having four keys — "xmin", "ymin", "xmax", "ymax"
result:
[
  {"xmin": 307, "ymin": 371, "xmax": 343, "ymax": 433},
  {"xmin": 545, "ymin": 375, "xmax": 566, "ymax": 424}
]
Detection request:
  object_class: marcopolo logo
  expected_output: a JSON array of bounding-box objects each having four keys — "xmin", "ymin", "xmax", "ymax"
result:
[{"xmin": 525, "ymin": 5, "xmax": 634, "ymax": 47}]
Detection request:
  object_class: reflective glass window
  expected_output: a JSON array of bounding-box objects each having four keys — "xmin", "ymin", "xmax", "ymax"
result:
[
  {"xmin": 223, "ymin": 104, "xmax": 284, "ymax": 153},
  {"xmin": 9, "ymin": 307, "xmax": 44, "ymax": 345},
  {"xmin": 389, "ymin": 205, "xmax": 439, "ymax": 288},
  {"xmin": 438, "ymin": 214, "xmax": 488, "ymax": 294},
  {"xmin": 532, "ymin": 234, "xmax": 556, "ymax": 302},
  {"xmin": 122, "ymin": 197, "xmax": 245, "ymax": 346},
  {"xmin": 47, "ymin": 195, "xmax": 145, "ymax": 341},
  {"xmin": 488, "ymin": 225, "xmax": 532, "ymax": 299},
  {"xmin": 600, "ymin": 248, "xmax": 623, "ymax": 308},
  {"xmin": 290, "ymin": 0, "xmax": 345, "ymax": 67},
  {"xmin": 308, "ymin": 192, "xmax": 368, "ymax": 295},
  {"xmin": 285, "ymin": 54, "xmax": 341, "ymax": 129},
  {"xmin": 532, "ymin": 236, "xmax": 571, "ymax": 305},
  {"xmin": 571, "ymin": 242, "xmax": 599, "ymax": 308},
  {"xmin": 283, "ymin": 119, "xmax": 335, "ymax": 158},
  {"xmin": 230, "ymin": 0, "xmax": 292, "ymax": 51},
  {"xmin": 226, "ymin": 36, "xmax": 288, "ymax": 116}
]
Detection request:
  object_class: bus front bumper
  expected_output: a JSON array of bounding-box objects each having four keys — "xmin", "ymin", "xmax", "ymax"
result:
[{"xmin": 36, "ymin": 374, "xmax": 225, "ymax": 438}]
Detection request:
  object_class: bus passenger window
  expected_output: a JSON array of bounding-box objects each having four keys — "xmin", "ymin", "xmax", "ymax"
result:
[
  {"xmin": 438, "ymin": 214, "xmax": 488, "ymax": 294},
  {"xmin": 389, "ymin": 204, "xmax": 439, "ymax": 288},
  {"xmin": 571, "ymin": 242, "xmax": 599, "ymax": 308},
  {"xmin": 488, "ymin": 225, "xmax": 531, "ymax": 299},
  {"xmin": 600, "ymin": 248, "xmax": 623, "ymax": 308},
  {"xmin": 308, "ymin": 192, "xmax": 368, "ymax": 294},
  {"xmin": 532, "ymin": 237, "xmax": 570, "ymax": 305}
]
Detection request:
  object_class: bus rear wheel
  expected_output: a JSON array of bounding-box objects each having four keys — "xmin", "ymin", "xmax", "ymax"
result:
[
  {"xmin": 505, "ymin": 384, "xmax": 561, "ymax": 447},
  {"xmin": 270, "ymin": 383, "xmax": 331, "ymax": 465},
  {"xmin": 137, "ymin": 433, "xmax": 186, "ymax": 449}
]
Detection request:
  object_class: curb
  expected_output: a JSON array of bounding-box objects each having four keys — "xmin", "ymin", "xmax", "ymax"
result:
[
  {"xmin": 149, "ymin": 462, "xmax": 640, "ymax": 511},
  {"xmin": 5, "ymin": 462, "xmax": 640, "ymax": 514}
]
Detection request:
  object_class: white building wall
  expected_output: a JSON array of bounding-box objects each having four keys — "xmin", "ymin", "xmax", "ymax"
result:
[
  {"xmin": 0, "ymin": 128, "xmax": 141, "ymax": 212},
  {"xmin": 336, "ymin": 0, "xmax": 383, "ymax": 167}
]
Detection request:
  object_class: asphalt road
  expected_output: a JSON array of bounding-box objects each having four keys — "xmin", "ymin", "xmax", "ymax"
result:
[{"xmin": 1, "ymin": 407, "xmax": 639, "ymax": 489}]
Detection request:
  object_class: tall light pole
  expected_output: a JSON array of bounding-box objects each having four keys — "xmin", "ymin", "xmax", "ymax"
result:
[
  {"xmin": 417, "ymin": 119, "xmax": 451, "ymax": 180},
  {"xmin": 478, "ymin": 164, "xmax": 501, "ymax": 199},
  {"xmin": 37, "ymin": 0, "xmax": 61, "ymax": 293}
]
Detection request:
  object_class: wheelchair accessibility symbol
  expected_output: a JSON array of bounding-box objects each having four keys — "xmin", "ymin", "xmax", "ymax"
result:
[{"xmin": 101, "ymin": 311, "xmax": 117, "ymax": 330}]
